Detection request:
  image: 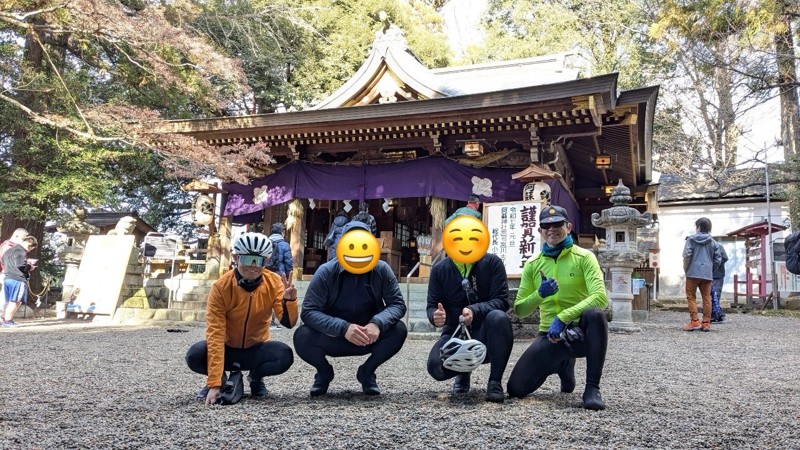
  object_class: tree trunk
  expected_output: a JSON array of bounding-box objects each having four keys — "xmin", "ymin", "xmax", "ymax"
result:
[
  {"xmin": 2, "ymin": 18, "xmax": 49, "ymax": 297},
  {"xmin": 715, "ymin": 39, "xmax": 738, "ymax": 169},
  {"xmin": 775, "ymin": 3, "xmax": 800, "ymax": 225},
  {"xmin": 775, "ymin": 6, "xmax": 800, "ymax": 159}
]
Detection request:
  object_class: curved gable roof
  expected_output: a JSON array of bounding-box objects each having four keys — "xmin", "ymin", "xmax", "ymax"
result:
[
  {"xmin": 313, "ymin": 25, "xmax": 582, "ymax": 110},
  {"xmin": 312, "ymin": 26, "xmax": 451, "ymax": 109}
]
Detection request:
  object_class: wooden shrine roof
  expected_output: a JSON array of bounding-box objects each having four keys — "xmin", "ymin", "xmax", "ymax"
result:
[{"xmin": 159, "ymin": 26, "xmax": 658, "ymax": 203}]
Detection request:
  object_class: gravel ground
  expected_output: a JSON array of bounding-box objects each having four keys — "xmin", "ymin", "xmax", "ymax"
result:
[{"xmin": 1, "ymin": 310, "xmax": 798, "ymax": 449}]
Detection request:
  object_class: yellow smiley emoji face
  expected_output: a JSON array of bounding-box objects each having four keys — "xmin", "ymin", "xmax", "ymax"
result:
[
  {"xmin": 442, "ymin": 216, "xmax": 490, "ymax": 264},
  {"xmin": 337, "ymin": 229, "xmax": 380, "ymax": 274}
]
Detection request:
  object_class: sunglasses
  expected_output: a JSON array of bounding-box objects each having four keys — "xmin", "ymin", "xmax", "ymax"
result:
[
  {"xmin": 540, "ymin": 221, "xmax": 566, "ymax": 230},
  {"xmin": 238, "ymin": 254, "xmax": 266, "ymax": 267}
]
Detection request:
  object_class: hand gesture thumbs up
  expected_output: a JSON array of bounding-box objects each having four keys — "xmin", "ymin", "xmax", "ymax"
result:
[
  {"xmin": 538, "ymin": 270, "xmax": 559, "ymax": 298},
  {"xmin": 433, "ymin": 302, "xmax": 446, "ymax": 327}
]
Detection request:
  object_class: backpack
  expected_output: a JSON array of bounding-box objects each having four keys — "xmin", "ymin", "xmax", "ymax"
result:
[
  {"xmin": 266, "ymin": 237, "xmax": 281, "ymax": 272},
  {"xmin": 785, "ymin": 231, "xmax": 800, "ymax": 275}
]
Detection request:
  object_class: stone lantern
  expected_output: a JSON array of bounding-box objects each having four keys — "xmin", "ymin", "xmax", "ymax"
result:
[
  {"xmin": 591, "ymin": 180, "xmax": 652, "ymax": 332},
  {"xmin": 56, "ymin": 208, "xmax": 99, "ymax": 302}
]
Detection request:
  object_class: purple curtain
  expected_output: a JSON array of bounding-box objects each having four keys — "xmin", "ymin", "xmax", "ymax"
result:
[
  {"xmin": 222, "ymin": 158, "xmax": 579, "ymax": 231},
  {"xmin": 223, "ymin": 164, "xmax": 300, "ymax": 218},
  {"xmin": 295, "ymin": 164, "xmax": 365, "ymax": 201}
]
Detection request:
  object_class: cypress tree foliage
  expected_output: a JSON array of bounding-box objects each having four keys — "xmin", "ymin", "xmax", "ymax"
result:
[
  {"xmin": 0, "ymin": 1, "xmax": 257, "ymax": 292},
  {"xmin": 190, "ymin": 0, "xmax": 450, "ymax": 112},
  {"xmin": 0, "ymin": 0, "xmax": 452, "ymax": 294}
]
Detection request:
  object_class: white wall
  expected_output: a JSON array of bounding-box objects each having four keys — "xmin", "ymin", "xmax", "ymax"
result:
[{"xmin": 656, "ymin": 200, "xmax": 791, "ymax": 298}]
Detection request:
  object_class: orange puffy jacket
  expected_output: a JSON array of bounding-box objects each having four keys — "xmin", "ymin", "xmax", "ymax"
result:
[{"xmin": 205, "ymin": 269, "xmax": 298, "ymax": 387}]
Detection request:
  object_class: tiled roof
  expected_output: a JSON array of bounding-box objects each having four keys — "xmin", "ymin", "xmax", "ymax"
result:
[{"xmin": 656, "ymin": 168, "xmax": 781, "ymax": 203}]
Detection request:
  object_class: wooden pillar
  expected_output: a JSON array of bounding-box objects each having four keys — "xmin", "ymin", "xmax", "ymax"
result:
[
  {"xmin": 263, "ymin": 207, "xmax": 275, "ymax": 234},
  {"xmin": 288, "ymin": 199, "xmax": 306, "ymax": 280},
  {"xmin": 218, "ymin": 216, "xmax": 232, "ymax": 277},
  {"xmin": 429, "ymin": 196, "xmax": 447, "ymax": 259}
]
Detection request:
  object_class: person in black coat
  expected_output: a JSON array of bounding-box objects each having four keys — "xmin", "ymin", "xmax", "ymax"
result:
[
  {"xmin": 294, "ymin": 221, "xmax": 407, "ymax": 397},
  {"xmin": 425, "ymin": 213, "xmax": 513, "ymax": 403}
]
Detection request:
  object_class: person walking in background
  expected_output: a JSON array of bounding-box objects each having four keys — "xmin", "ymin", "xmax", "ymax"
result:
[
  {"xmin": 785, "ymin": 230, "xmax": 800, "ymax": 275},
  {"xmin": 448, "ymin": 194, "xmax": 482, "ymax": 222},
  {"xmin": 351, "ymin": 202, "xmax": 378, "ymax": 236},
  {"xmin": 266, "ymin": 222, "xmax": 294, "ymax": 330},
  {"xmin": 2, "ymin": 235, "xmax": 38, "ymax": 328},
  {"xmin": 266, "ymin": 222, "xmax": 293, "ymax": 279},
  {"xmin": 185, "ymin": 232, "xmax": 298, "ymax": 405},
  {"xmin": 682, "ymin": 217, "xmax": 722, "ymax": 332},
  {"xmin": 324, "ymin": 210, "xmax": 350, "ymax": 262},
  {"xmin": 711, "ymin": 241, "xmax": 728, "ymax": 323},
  {"xmin": 506, "ymin": 205, "xmax": 609, "ymax": 410},
  {"xmin": 0, "ymin": 228, "xmax": 29, "ymax": 302}
]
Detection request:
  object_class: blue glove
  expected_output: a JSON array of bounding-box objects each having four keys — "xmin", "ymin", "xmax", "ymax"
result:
[
  {"xmin": 547, "ymin": 317, "xmax": 566, "ymax": 340},
  {"xmin": 538, "ymin": 271, "xmax": 559, "ymax": 298}
]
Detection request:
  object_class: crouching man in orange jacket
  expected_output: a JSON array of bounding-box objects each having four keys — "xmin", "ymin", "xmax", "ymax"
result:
[{"xmin": 186, "ymin": 232, "xmax": 298, "ymax": 405}]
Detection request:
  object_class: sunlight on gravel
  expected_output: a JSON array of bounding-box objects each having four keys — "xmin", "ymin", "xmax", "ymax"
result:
[{"xmin": 1, "ymin": 311, "xmax": 798, "ymax": 449}]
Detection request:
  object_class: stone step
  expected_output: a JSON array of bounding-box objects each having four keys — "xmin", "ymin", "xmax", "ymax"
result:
[
  {"xmin": 408, "ymin": 309, "xmax": 429, "ymax": 320},
  {"xmin": 408, "ymin": 299, "xmax": 428, "ymax": 309},
  {"xmin": 113, "ymin": 307, "xmax": 206, "ymax": 323},
  {"xmin": 171, "ymin": 300, "xmax": 207, "ymax": 311},
  {"xmin": 176, "ymin": 292, "xmax": 204, "ymax": 302}
]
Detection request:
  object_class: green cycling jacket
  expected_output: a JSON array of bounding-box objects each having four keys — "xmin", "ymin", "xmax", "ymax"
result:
[{"xmin": 515, "ymin": 244, "xmax": 608, "ymax": 332}]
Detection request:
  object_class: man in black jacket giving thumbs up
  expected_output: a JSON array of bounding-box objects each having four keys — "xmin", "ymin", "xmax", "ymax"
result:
[{"xmin": 425, "ymin": 211, "xmax": 513, "ymax": 403}]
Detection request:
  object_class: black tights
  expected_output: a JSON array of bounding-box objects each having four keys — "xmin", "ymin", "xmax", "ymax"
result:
[
  {"xmin": 293, "ymin": 321, "xmax": 407, "ymax": 378},
  {"xmin": 507, "ymin": 308, "xmax": 608, "ymax": 397},
  {"xmin": 185, "ymin": 340, "xmax": 294, "ymax": 380},
  {"xmin": 427, "ymin": 309, "xmax": 513, "ymax": 383}
]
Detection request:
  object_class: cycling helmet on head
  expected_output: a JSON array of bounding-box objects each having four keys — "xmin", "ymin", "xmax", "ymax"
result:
[
  {"xmin": 232, "ymin": 232, "xmax": 273, "ymax": 258},
  {"xmin": 440, "ymin": 323, "xmax": 487, "ymax": 372}
]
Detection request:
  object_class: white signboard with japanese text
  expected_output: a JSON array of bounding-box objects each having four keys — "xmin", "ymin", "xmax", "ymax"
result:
[
  {"xmin": 776, "ymin": 262, "xmax": 800, "ymax": 292},
  {"xmin": 483, "ymin": 200, "xmax": 545, "ymax": 278}
]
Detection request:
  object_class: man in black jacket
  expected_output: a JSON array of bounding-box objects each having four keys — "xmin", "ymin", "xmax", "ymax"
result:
[
  {"xmin": 425, "ymin": 213, "xmax": 513, "ymax": 403},
  {"xmin": 294, "ymin": 221, "xmax": 407, "ymax": 396}
]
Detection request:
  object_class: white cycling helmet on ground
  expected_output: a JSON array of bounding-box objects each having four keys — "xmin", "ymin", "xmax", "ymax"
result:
[
  {"xmin": 440, "ymin": 323, "xmax": 487, "ymax": 372},
  {"xmin": 232, "ymin": 232, "xmax": 274, "ymax": 258}
]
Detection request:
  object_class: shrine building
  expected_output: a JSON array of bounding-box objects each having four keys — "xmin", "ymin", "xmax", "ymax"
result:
[{"xmin": 164, "ymin": 25, "xmax": 659, "ymax": 280}]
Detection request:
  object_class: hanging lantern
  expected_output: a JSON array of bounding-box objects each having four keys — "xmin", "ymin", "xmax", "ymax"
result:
[{"xmin": 192, "ymin": 195, "xmax": 215, "ymax": 226}]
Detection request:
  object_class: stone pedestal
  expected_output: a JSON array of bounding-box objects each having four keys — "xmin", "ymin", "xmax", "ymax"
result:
[
  {"xmin": 591, "ymin": 180, "xmax": 653, "ymax": 334},
  {"xmin": 607, "ymin": 266, "xmax": 640, "ymax": 332},
  {"xmin": 60, "ymin": 249, "xmax": 83, "ymax": 302}
]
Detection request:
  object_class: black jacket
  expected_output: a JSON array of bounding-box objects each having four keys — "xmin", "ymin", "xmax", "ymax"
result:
[
  {"xmin": 301, "ymin": 259, "xmax": 406, "ymax": 337},
  {"xmin": 426, "ymin": 253, "xmax": 509, "ymax": 336},
  {"xmin": 786, "ymin": 231, "xmax": 800, "ymax": 275}
]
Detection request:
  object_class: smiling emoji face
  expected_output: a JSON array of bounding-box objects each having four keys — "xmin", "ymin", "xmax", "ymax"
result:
[
  {"xmin": 442, "ymin": 216, "xmax": 490, "ymax": 264},
  {"xmin": 337, "ymin": 229, "xmax": 380, "ymax": 274}
]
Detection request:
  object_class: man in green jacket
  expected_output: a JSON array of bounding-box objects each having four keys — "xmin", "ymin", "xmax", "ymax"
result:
[{"xmin": 506, "ymin": 205, "xmax": 609, "ymax": 410}]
